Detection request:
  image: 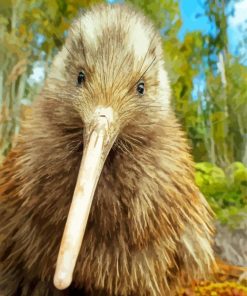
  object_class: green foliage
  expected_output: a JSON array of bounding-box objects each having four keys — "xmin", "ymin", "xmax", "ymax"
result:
[
  {"xmin": 0, "ymin": 0, "xmax": 104, "ymax": 156},
  {"xmin": 195, "ymin": 162, "xmax": 247, "ymax": 225},
  {"xmin": 127, "ymin": 0, "xmax": 247, "ymax": 168},
  {"xmin": 193, "ymin": 1, "xmax": 247, "ymax": 167},
  {"xmin": 127, "ymin": 0, "xmax": 180, "ymax": 30}
]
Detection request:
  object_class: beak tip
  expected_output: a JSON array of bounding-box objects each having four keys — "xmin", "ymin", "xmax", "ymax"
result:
[{"xmin": 54, "ymin": 272, "xmax": 72, "ymax": 290}]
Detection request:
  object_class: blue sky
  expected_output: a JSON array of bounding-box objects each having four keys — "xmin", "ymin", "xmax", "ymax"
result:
[
  {"xmin": 110, "ymin": 0, "xmax": 247, "ymax": 55},
  {"xmin": 179, "ymin": 0, "xmax": 212, "ymax": 38},
  {"xmin": 179, "ymin": 0, "xmax": 247, "ymax": 98},
  {"xmin": 179, "ymin": 0, "xmax": 247, "ymax": 58}
]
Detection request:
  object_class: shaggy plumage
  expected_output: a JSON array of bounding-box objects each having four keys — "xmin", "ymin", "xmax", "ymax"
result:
[{"xmin": 0, "ymin": 4, "xmax": 215, "ymax": 296}]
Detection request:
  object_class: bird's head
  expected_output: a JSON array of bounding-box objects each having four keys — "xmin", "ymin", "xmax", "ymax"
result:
[
  {"xmin": 34, "ymin": 4, "xmax": 173, "ymax": 290},
  {"xmin": 47, "ymin": 4, "xmax": 171, "ymax": 149}
]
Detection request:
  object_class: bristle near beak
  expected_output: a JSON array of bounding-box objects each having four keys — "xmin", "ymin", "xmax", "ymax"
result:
[{"xmin": 54, "ymin": 107, "xmax": 117, "ymax": 290}]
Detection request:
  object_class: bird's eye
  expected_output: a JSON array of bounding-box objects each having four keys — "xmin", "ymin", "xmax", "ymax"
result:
[
  {"xmin": 77, "ymin": 71, "xmax": 85, "ymax": 85},
  {"xmin": 137, "ymin": 81, "xmax": 145, "ymax": 95}
]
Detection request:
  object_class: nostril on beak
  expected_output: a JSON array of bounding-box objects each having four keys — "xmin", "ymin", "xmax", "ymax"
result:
[{"xmin": 94, "ymin": 107, "xmax": 114, "ymax": 126}]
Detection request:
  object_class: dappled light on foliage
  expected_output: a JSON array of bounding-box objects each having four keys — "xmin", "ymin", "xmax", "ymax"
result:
[
  {"xmin": 180, "ymin": 282, "xmax": 247, "ymax": 296},
  {"xmin": 180, "ymin": 260, "xmax": 247, "ymax": 296},
  {"xmin": 195, "ymin": 162, "xmax": 247, "ymax": 224}
]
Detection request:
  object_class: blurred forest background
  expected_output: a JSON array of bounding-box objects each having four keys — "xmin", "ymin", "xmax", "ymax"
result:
[{"xmin": 0, "ymin": 0, "xmax": 247, "ymax": 227}]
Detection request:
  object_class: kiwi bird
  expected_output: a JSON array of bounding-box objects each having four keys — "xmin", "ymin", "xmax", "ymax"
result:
[{"xmin": 0, "ymin": 4, "xmax": 215, "ymax": 296}]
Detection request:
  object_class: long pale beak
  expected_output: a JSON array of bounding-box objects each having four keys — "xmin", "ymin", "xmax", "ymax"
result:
[{"xmin": 54, "ymin": 108, "xmax": 117, "ymax": 290}]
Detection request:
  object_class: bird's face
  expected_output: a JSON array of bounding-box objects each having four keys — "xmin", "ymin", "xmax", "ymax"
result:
[{"xmin": 44, "ymin": 4, "xmax": 171, "ymax": 290}]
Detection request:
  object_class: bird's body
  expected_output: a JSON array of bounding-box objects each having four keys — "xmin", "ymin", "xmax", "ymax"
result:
[{"xmin": 0, "ymin": 4, "xmax": 214, "ymax": 296}]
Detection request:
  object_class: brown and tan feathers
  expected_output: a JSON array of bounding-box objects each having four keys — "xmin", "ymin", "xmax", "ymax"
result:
[{"xmin": 0, "ymin": 4, "xmax": 215, "ymax": 296}]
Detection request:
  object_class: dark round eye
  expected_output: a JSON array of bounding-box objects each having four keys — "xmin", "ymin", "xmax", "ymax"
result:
[
  {"xmin": 137, "ymin": 81, "xmax": 145, "ymax": 95},
  {"xmin": 77, "ymin": 71, "xmax": 85, "ymax": 85}
]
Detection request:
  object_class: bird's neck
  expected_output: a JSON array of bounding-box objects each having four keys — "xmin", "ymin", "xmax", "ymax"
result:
[{"xmin": 2, "ymin": 110, "xmax": 197, "ymax": 251}]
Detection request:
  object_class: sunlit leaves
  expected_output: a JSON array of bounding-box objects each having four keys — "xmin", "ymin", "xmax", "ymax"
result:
[
  {"xmin": 195, "ymin": 162, "xmax": 247, "ymax": 224},
  {"xmin": 0, "ymin": 0, "xmax": 104, "ymax": 156},
  {"xmin": 180, "ymin": 281, "xmax": 247, "ymax": 296}
]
